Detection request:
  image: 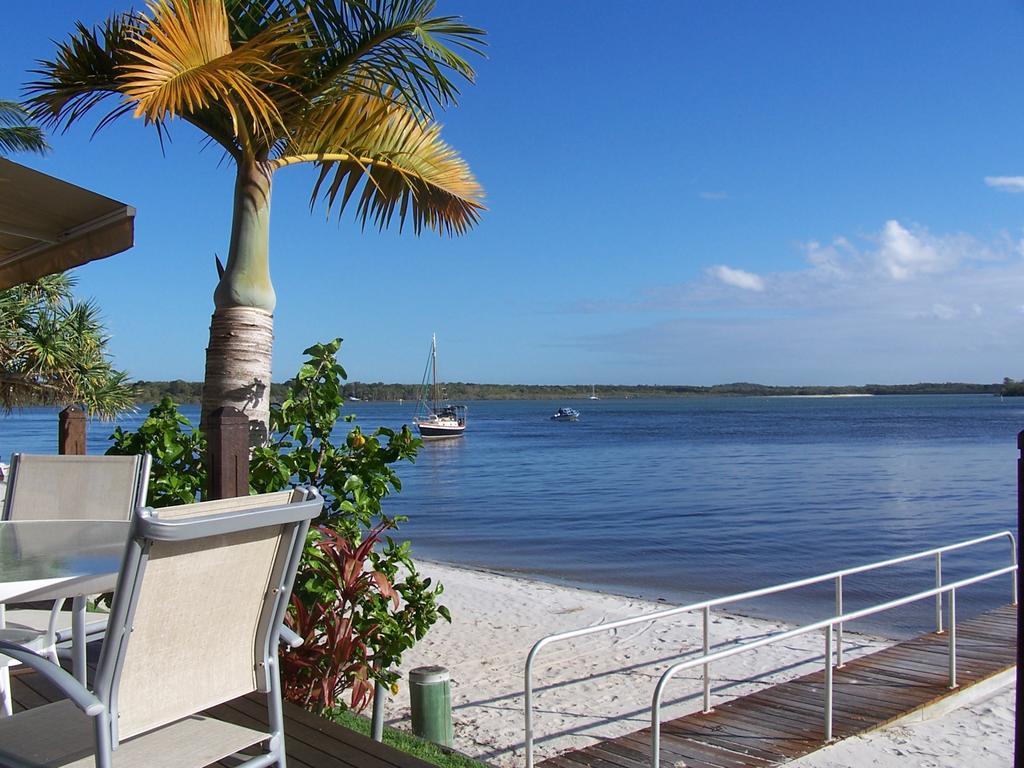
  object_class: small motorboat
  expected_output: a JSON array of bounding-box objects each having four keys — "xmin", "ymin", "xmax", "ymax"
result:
[{"xmin": 550, "ymin": 407, "xmax": 580, "ymax": 422}]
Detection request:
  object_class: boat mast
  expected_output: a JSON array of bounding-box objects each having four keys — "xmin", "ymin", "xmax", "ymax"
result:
[{"xmin": 432, "ymin": 333, "xmax": 438, "ymax": 412}]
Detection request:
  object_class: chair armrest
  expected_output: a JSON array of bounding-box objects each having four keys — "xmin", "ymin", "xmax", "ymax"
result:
[
  {"xmin": 0, "ymin": 640, "xmax": 104, "ymax": 716},
  {"xmin": 279, "ymin": 624, "xmax": 303, "ymax": 649}
]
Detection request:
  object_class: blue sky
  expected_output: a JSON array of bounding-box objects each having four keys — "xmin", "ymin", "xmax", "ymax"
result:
[{"xmin": 4, "ymin": 1, "xmax": 1024, "ymax": 385}]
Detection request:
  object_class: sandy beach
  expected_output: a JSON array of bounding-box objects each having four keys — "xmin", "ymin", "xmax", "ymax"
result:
[{"xmin": 385, "ymin": 561, "xmax": 1014, "ymax": 767}]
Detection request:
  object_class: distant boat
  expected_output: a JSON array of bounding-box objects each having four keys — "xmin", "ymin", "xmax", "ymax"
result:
[
  {"xmin": 550, "ymin": 407, "xmax": 580, "ymax": 422},
  {"xmin": 589, "ymin": 385, "xmax": 600, "ymax": 400},
  {"xmin": 413, "ymin": 334, "xmax": 467, "ymax": 439}
]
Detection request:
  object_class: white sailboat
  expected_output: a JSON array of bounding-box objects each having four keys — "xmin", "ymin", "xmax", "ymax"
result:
[
  {"xmin": 589, "ymin": 385, "xmax": 600, "ymax": 400},
  {"xmin": 413, "ymin": 334, "xmax": 467, "ymax": 439}
]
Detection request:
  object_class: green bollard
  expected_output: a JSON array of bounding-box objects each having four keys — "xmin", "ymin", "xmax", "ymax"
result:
[{"xmin": 409, "ymin": 665, "xmax": 453, "ymax": 747}]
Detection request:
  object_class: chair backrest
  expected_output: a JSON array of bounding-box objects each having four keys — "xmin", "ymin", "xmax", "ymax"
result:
[
  {"xmin": 2, "ymin": 453, "xmax": 151, "ymax": 522},
  {"xmin": 155, "ymin": 489, "xmax": 297, "ymax": 519},
  {"xmin": 96, "ymin": 488, "xmax": 322, "ymax": 743}
]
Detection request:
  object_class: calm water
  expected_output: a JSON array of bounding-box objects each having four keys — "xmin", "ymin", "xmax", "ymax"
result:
[{"xmin": 3, "ymin": 395, "xmax": 1020, "ymax": 637}]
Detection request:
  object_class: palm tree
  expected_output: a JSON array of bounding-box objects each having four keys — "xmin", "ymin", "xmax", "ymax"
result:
[
  {"xmin": 0, "ymin": 274, "xmax": 135, "ymax": 417},
  {"xmin": 0, "ymin": 100, "xmax": 49, "ymax": 155},
  {"xmin": 26, "ymin": 0, "xmax": 484, "ymax": 441}
]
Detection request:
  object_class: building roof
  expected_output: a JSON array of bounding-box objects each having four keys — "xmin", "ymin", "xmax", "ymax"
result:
[{"xmin": 0, "ymin": 158, "xmax": 135, "ymax": 289}]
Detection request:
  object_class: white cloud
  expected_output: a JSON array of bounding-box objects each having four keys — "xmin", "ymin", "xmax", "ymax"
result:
[
  {"xmin": 803, "ymin": 238, "xmax": 855, "ymax": 278},
  {"xmin": 877, "ymin": 220, "xmax": 947, "ymax": 280},
  {"xmin": 710, "ymin": 265, "xmax": 765, "ymax": 291},
  {"xmin": 985, "ymin": 176, "xmax": 1024, "ymax": 193},
  {"xmin": 930, "ymin": 303, "xmax": 959, "ymax": 320},
  {"xmin": 582, "ymin": 219, "xmax": 1024, "ymax": 384}
]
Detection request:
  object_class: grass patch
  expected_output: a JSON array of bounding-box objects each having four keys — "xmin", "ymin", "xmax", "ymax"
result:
[{"xmin": 329, "ymin": 708, "xmax": 490, "ymax": 768}]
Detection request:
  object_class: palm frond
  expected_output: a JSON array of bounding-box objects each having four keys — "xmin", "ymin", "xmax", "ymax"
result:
[
  {"xmin": 291, "ymin": 0, "xmax": 485, "ymax": 117},
  {"xmin": 119, "ymin": 0, "xmax": 305, "ymax": 150},
  {"xmin": 0, "ymin": 101, "xmax": 33, "ymax": 127},
  {"xmin": 24, "ymin": 17, "xmax": 138, "ymax": 135},
  {"xmin": 275, "ymin": 93, "xmax": 482, "ymax": 235},
  {"xmin": 0, "ymin": 125, "xmax": 50, "ymax": 156}
]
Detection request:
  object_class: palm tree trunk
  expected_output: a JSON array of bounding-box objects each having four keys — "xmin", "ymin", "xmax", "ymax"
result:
[{"xmin": 200, "ymin": 160, "xmax": 276, "ymax": 443}]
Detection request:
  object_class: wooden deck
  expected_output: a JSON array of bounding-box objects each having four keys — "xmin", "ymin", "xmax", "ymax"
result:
[
  {"xmin": 539, "ymin": 604, "xmax": 1017, "ymax": 768},
  {"xmin": 11, "ymin": 663, "xmax": 435, "ymax": 768}
]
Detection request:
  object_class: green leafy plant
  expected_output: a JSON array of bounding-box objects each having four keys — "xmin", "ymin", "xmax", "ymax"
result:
[
  {"xmin": 280, "ymin": 522, "xmax": 397, "ymax": 712},
  {"xmin": 107, "ymin": 396, "xmax": 207, "ymax": 507},
  {"xmin": 111, "ymin": 339, "xmax": 448, "ymax": 714},
  {"xmin": 250, "ymin": 338, "xmax": 448, "ymax": 712}
]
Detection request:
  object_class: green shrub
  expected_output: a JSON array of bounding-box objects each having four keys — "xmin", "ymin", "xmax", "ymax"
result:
[{"xmin": 107, "ymin": 339, "xmax": 448, "ymax": 714}]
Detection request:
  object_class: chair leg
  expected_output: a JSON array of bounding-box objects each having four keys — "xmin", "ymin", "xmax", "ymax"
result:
[
  {"xmin": 71, "ymin": 596, "xmax": 88, "ymax": 683},
  {"xmin": 0, "ymin": 663, "xmax": 12, "ymax": 717}
]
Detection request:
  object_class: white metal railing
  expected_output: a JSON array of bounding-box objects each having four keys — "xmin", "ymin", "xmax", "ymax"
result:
[
  {"xmin": 651, "ymin": 563, "xmax": 1016, "ymax": 767},
  {"xmin": 523, "ymin": 531, "xmax": 1017, "ymax": 768}
]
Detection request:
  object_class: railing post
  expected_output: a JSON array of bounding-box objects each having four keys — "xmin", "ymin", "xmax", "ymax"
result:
[
  {"xmin": 206, "ymin": 406, "xmax": 250, "ymax": 499},
  {"xmin": 651, "ymin": 679, "xmax": 666, "ymax": 768},
  {"xmin": 834, "ymin": 575, "xmax": 844, "ymax": 668},
  {"xmin": 525, "ymin": 644, "xmax": 539, "ymax": 768},
  {"xmin": 702, "ymin": 605, "xmax": 712, "ymax": 712},
  {"xmin": 1011, "ymin": 533, "xmax": 1019, "ymax": 607},
  {"xmin": 947, "ymin": 588, "xmax": 957, "ymax": 689},
  {"xmin": 935, "ymin": 552, "xmax": 944, "ymax": 634},
  {"xmin": 1017, "ymin": 430, "xmax": 1024, "ymax": 768},
  {"xmin": 371, "ymin": 679, "xmax": 386, "ymax": 741},
  {"xmin": 824, "ymin": 624, "xmax": 833, "ymax": 742},
  {"xmin": 58, "ymin": 405, "xmax": 86, "ymax": 455}
]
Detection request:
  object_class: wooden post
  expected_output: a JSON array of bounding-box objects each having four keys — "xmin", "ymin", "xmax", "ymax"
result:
[
  {"xmin": 1016, "ymin": 431, "xmax": 1023, "ymax": 768},
  {"xmin": 58, "ymin": 406, "xmax": 86, "ymax": 455},
  {"xmin": 207, "ymin": 406, "xmax": 250, "ymax": 500}
]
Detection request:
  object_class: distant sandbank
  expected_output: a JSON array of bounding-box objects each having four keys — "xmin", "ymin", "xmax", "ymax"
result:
[{"xmin": 775, "ymin": 393, "xmax": 874, "ymax": 398}]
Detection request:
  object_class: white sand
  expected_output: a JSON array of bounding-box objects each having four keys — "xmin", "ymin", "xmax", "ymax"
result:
[
  {"xmin": 790, "ymin": 685, "xmax": 1015, "ymax": 768},
  {"xmin": 384, "ymin": 561, "xmax": 1015, "ymax": 767},
  {"xmin": 386, "ymin": 561, "xmax": 896, "ymax": 766}
]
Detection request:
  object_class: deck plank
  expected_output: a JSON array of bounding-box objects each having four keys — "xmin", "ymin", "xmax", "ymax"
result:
[
  {"xmin": 538, "ymin": 605, "xmax": 1016, "ymax": 768},
  {"xmin": 11, "ymin": 663, "xmax": 437, "ymax": 768}
]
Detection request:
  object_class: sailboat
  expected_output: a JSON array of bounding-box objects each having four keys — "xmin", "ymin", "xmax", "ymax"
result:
[
  {"xmin": 413, "ymin": 334, "xmax": 467, "ymax": 439},
  {"xmin": 589, "ymin": 385, "xmax": 600, "ymax": 400}
]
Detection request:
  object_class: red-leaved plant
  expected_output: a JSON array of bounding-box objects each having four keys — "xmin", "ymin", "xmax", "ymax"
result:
[{"xmin": 280, "ymin": 522, "xmax": 399, "ymax": 712}]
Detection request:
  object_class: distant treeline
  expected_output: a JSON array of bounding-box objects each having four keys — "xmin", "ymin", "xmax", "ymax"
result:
[
  {"xmin": 1000, "ymin": 378, "xmax": 1024, "ymax": 397},
  {"xmin": 131, "ymin": 379, "xmax": 1008, "ymax": 404},
  {"xmin": 132, "ymin": 380, "xmax": 293, "ymax": 404}
]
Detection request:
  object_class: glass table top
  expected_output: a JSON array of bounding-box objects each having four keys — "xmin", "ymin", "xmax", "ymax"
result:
[{"xmin": 0, "ymin": 520, "xmax": 130, "ymax": 601}]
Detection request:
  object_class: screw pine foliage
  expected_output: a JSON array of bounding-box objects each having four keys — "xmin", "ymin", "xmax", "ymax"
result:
[{"xmin": 0, "ymin": 274, "xmax": 134, "ymax": 417}]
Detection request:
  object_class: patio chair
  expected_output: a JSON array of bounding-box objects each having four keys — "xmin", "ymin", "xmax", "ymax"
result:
[
  {"xmin": 0, "ymin": 487, "xmax": 323, "ymax": 768},
  {"xmin": 0, "ymin": 453, "xmax": 151, "ymax": 716}
]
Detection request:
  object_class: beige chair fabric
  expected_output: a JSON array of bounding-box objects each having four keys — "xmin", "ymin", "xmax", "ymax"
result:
[
  {"xmin": 2, "ymin": 454, "xmax": 145, "ymax": 522},
  {"xmin": 115, "ymin": 524, "xmax": 290, "ymax": 738},
  {"xmin": 0, "ymin": 453, "xmax": 150, "ymax": 717},
  {"xmin": 154, "ymin": 489, "xmax": 297, "ymax": 519},
  {"xmin": 3, "ymin": 609, "xmax": 109, "ymax": 642},
  {"xmin": 0, "ymin": 488, "xmax": 321, "ymax": 768}
]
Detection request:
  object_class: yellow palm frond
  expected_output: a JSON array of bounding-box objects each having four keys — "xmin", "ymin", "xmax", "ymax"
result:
[
  {"xmin": 119, "ymin": 0, "xmax": 302, "ymax": 149},
  {"xmin": 273, "ymin": 93, "xmax": 483, "ymax": 236}
]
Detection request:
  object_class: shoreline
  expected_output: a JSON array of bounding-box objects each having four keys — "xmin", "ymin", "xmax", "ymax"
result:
[
  {"xmin": 385, "ymin": 560, "xmax": 1013, "ymax": 768},
  {"xmin": 411, "ymin": 556, "xmax": 923, "ymax": 641}
]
